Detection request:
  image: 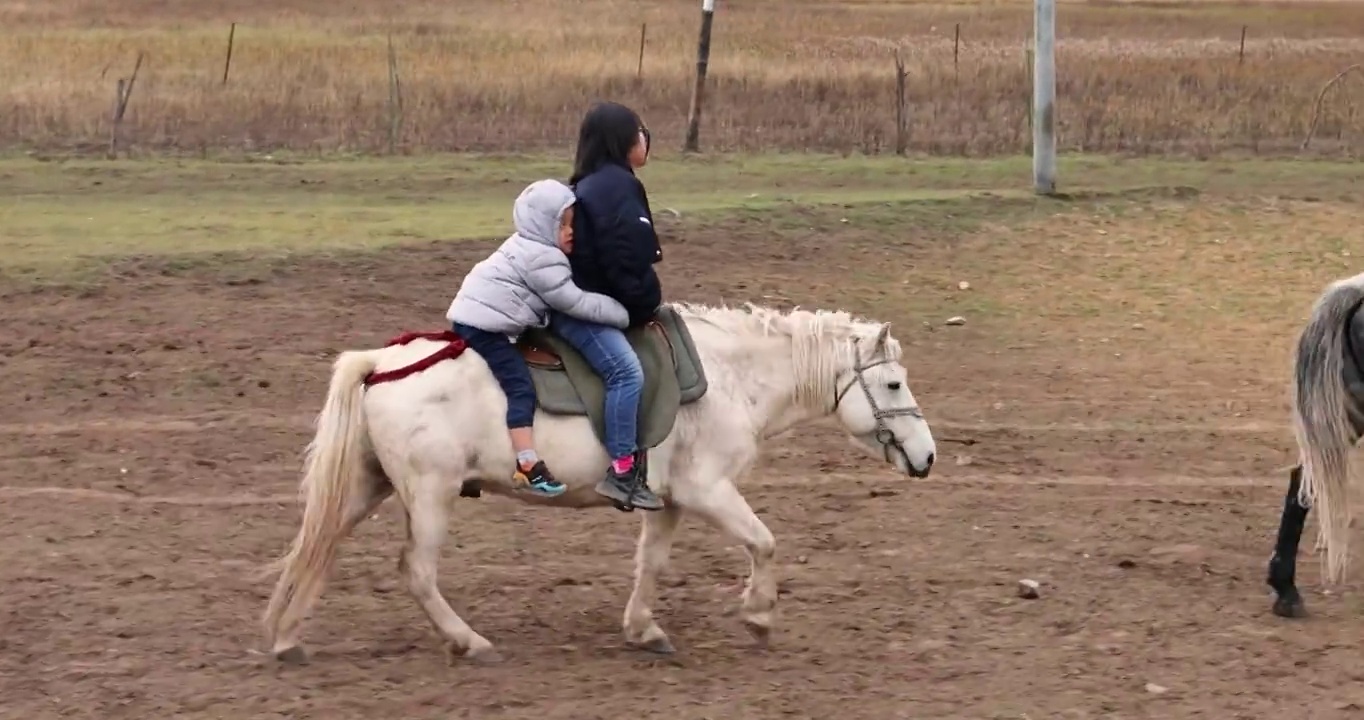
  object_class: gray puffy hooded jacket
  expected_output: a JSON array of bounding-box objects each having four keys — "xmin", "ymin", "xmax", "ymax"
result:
[{"xmin": 446, "ymin": 179, "xmax": 630, "ymax": 335}]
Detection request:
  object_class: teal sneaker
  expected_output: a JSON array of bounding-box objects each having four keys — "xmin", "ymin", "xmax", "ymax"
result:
[{"xmin": 514, "ymin": 461, "xmax": 567, "ymax": 498}]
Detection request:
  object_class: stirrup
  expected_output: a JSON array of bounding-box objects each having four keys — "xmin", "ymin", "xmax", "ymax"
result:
[
  {"xmin": 616, "ymin": 475, "xmax": 640, "ymax": 513},
  {"xmin": 610, "ymin": 471, "xmax": 643, "ymax": 513},
  {"xmin": 611, "ymin": 451, "xmax": 649, "ymax": 512}
]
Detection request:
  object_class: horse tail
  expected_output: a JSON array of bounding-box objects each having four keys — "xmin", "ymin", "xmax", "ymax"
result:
[
  {"xmin": 1293, "ymin": 272, "xmax": 1364, "ymax": 585},
  {"xmin": 261, "ymin": 347, "xmax": 382, "ymax": 646}
]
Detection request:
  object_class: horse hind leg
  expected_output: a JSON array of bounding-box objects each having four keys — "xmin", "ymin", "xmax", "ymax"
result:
[
  {"xmin": 1270, "ymin": 307, "xmax": 1364, "ymax": 618},
  {"xmin": 396, "ymin": 475, "xmax": 498, "ymax": 664},
  {"xmin": 1269, "ymin": 411, "xmax": 1364, "ymax": 620},
  {"xmin": 268, "ymin": 466, "xmax": 393, "ymax": 663},
  {"xmin": 1267, "ymin": 465, "xmax": 1310, "ymax": 619}
]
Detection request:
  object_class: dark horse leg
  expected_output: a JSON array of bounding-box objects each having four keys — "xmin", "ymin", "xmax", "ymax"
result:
[{"xmin": 1267, "ymin": 465, "xmax": 1310, "ymax": 618}]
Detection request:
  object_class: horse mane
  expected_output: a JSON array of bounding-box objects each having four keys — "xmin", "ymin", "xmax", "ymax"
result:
[{"xmin": 670, "ymin": 302, "xmax": 902, "ymax": 411}]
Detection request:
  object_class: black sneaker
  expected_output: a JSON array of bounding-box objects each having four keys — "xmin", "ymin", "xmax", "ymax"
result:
[{"xmin": 595, "ymin": 463, "xmax": 664, "ymax": 512}]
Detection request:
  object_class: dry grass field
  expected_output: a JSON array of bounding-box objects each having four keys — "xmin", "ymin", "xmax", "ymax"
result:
[{"xmin": 3, "ymin": 0, "xmax": 1364, "ymax": 155}]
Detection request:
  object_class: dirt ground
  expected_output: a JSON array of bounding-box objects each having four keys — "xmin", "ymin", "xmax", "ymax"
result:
[{"xmin": 4, "ymin": 212, "xmax": 1364, "ymax": 720}]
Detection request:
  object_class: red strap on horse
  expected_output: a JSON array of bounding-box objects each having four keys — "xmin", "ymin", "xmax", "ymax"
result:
[{"xmin": 363, "ymin": 330, "xmax": 469, "ymax": 387}]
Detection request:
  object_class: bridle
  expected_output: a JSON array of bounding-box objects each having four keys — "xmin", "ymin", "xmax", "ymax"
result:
[{"xmin": 832, "ymin": 338, "xmax": 924, "ymax": 468}]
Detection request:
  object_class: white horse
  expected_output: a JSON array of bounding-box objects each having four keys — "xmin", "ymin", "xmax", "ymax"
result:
[{"xmin": 261, "ymin": 302, "xmax": 937, "ymax": 664}]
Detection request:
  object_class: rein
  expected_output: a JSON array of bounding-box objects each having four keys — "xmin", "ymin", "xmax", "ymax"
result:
[{"xmin": 832, "ymin": 338, "xmax": 923, "ymax": 467}]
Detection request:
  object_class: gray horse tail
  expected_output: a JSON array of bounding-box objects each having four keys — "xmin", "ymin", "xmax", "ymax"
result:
[{"xmin": 1292, "ymin": 271, "xmax": 1364, "ymax": 585}]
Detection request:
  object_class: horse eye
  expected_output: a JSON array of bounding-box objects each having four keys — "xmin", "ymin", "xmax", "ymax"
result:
[{"xmin": 887, "ymin": 381, "xmax": 902, "ymax": 391}]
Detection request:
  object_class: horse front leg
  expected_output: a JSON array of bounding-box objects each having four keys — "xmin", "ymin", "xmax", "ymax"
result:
[
  {"xmin": 1267, "ymin": 465, "xmax": 1310, "ymax": 619},
  {"xmin": 623, "ymin": 506, "xmax": 683, "ymax": 654},
  {"xmin": 680, "ymin": 478, "xmax": 778, "ymax": 646}
]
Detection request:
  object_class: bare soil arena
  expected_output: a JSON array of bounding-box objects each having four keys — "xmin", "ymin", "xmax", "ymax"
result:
[
  {"xmin": 5, "ymin": 0, "xmax": 1364, "ymax": 718},
  {"xmin": 8, "ymin": 181, "xmax": 1364, "ymax": 718}
]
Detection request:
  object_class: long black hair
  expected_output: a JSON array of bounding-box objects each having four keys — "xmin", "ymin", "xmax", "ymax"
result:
[{"xmin": 570, "ymin": 101, "xmax": 648, "ymax": 185}]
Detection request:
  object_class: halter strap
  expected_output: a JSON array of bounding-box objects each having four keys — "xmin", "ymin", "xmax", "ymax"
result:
[{"xmin": 832, "ymin": 338, "xmax": 923, "ymax": 465}]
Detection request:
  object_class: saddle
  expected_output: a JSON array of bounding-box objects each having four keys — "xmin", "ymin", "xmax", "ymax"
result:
[{"xmin": 515, "ymin": 304, "xmax": 708, "ymax": 451}]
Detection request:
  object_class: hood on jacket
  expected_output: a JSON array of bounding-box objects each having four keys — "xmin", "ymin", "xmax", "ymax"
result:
[{"xmin": 512, "ymin": 179, "xmax": 576, "ymax": 248}]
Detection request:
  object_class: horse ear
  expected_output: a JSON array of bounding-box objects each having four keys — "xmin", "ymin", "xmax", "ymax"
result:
[{"xmin": 873, "ymin": 322, "xmax": 892, "ymax": 349}]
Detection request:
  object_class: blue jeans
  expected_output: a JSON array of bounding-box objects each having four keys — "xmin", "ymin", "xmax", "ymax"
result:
[
  {"xmin": 452, "ymin": 322, "xmax": 536, "ymax": 429},
  {"xmin": 549, "ymin": 313, "xmax": 644, "ymax": 459}
]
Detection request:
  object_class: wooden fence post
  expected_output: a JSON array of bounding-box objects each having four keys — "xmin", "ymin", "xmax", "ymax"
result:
[
  {"xmin": 387, "ymin": 34, "xmax": 404, "ymax": 154},
  {"xmin": 222, "ymin": 22, "xmax": 236, "ymax": 85},
  {"xmin": 108, "ymin": 52, "xmax": 145, "ymax": 158},
  {"xmin": 683, "ymin": 0, "xmax": 716, "ymax": 153},
  {"xmin": 637, "ymin": 22, "xmax": 648, "ymax": 80},
  {"xmin": 894, "ymin": 50, "xmax": 908, "ymax": 155}
]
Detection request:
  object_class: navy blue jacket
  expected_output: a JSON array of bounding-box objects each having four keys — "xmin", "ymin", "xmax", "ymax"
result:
[{"xmin": 569, "ymin": 163, "xmax": 663, "ymax": 328}]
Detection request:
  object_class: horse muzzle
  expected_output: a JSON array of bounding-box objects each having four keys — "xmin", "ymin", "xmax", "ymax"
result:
[
  {"xmin": 876, "ymin": 428, "xmax": 933, "ymax": 479},
  {"xmin": 906, "ymin": 451, "xmax": 934, "ymax": 478}
]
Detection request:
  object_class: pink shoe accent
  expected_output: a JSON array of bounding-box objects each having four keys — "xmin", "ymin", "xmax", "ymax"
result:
[{"xmin": 611, "ymin": 455, "xmax": 636, "ymax": 474}]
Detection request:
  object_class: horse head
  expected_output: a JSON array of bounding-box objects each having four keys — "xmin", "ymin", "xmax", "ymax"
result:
[{"xmin": 831, "ymin": 321, "xmax": 936, "ymax": 478}]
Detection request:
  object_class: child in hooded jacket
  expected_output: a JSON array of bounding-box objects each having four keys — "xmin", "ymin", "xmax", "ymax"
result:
[{"xmin": 447, "ymin": 178, "xmax": 630, "ymax": 497}]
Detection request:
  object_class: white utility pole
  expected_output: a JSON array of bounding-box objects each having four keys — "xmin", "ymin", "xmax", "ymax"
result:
[{"xmin": 1032, "ymin": 0, "xmax": 1056, "ymax": 195}]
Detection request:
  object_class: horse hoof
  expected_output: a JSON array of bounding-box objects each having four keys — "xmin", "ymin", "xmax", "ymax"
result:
[
  {"xmin": 743, "ymin": 621, "xmax": 771, "ymax": 648},
  {"xmin": 275, "ymin": 646, "xmax": 309, "ymax": 665},
  {"xmin": 464, "ymin": 646, "xmax": 503, "ymax": 665},
  {"xmin": 1273, "ymin": 597, "xmax": 1309, "ymax": 619},
  {"xmin": 636, "ymin": 636, "xmax": 676, "ymax": 655}
]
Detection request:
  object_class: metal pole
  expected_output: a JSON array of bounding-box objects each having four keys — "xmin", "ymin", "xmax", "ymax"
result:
[{"xmin": 1032, "ymin": 0, "xmax": 1056, "ymax": 195}]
